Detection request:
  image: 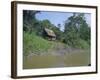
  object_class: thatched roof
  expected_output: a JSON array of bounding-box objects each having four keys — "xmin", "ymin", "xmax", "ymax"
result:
[{"xmin": 44, "ymin": 28, "xmax": 56, "ymax": 37}]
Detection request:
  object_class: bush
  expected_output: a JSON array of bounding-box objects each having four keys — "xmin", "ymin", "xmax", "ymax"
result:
[
  {"xmin": 63, "ymin": 37, "xmax": 90, "ymax": 49},
  {"xmin": 75, "ymin": 39, "xmax": 90, "ymax": 49}
]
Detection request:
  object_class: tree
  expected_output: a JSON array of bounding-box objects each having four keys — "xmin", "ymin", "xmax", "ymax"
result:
[
  {"xmin": 41, "ymin": 19, "xmax": 53, "ymax": 29},
  {"xmin": 79, "ymin": 21, "xmax": 91, "ymax": 44},
  {"xmin": 63, "ymin": 13, "xmax": 90, "ymax": 47},
  {"xmin": 23, "ymin": 10, "xmax": 40, "ymax": 33}
]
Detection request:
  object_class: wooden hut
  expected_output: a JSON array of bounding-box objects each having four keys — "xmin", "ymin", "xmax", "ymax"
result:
[{"xmin": 43, "ymin": 28, "xmax": 56, "ymax": 40}]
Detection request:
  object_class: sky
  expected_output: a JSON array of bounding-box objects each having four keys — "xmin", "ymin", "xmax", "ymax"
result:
[{"xmin": 36, "ymin": 11, "xmax": 91, "ymax": 31}]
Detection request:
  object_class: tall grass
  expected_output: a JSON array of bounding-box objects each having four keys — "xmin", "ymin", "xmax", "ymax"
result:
[{"xmin": 23, "ymin": 32, "xmax": 52, "ymax": 56}]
